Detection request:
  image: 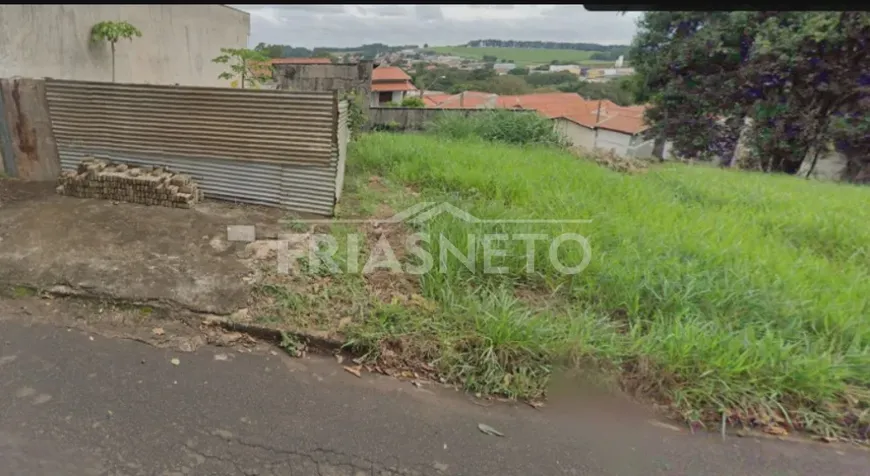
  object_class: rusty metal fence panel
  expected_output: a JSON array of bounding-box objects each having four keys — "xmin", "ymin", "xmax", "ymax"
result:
[
  {"xmin": 0, "ymin": 78, "xmax": 61, "ymax": 181},
  {"xmin": 44, "ymin": 79, "xmax": 344, "ymax": 215},
  {"xmin": 334, "ymin": 100, "xmax": 350, "ymax": 201}
]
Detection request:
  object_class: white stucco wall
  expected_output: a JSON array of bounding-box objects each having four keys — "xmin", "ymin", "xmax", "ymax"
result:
[
  {"xmin": 797, "ymin": 148, "xmax": 849, "ymax": 181},
  {"xmin": 628, "ymin": 136, "xmax": 655, "ymax": 159},
  {"xmin": 553, "ymin": 118, "xmax": 596, "ymax": 149},
  {"xmin": 595, "ymin": 128, "xmax": 633, "ymax": 156},
  {"xmin": 0, "ymin": 5, "xmax": 249, "ymax": 87}
]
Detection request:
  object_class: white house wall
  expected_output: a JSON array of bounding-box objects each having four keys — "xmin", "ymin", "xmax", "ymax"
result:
[
  {"xmin": 628, "ymin": 135, "xmax": 655, "ymax": 159},
  {"xmin": 553, "ymin": 118, "xmax": 596, "ymax": 149},
  {"xmin": 595, "ymin": 128, "xmax": 632, "ymax": 156},
  {"xmin": 0, "ymin": 5, "xmax": 249, "ymax": 87},
  {"xmin": 370, "ymin": 90, "xmax": 408, "ymax": 106}
]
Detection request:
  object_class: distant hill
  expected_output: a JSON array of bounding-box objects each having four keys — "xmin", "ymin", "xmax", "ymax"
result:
[
  {"xmin": 429, "ymin": 46, "xmax": 628, "ymax": 67},
  {"xmin": 253, "ymin": 42, "xmax": 415, "ymax": 60},
  {"xmin": 444, "ymin": 40, "xmax": 629, "ymax": 64},
  {"xmin": 465, "ymin": 39, "xmax": 628, "ymax": 52}
]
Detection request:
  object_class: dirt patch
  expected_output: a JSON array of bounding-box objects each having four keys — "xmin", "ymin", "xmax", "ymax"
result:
[
  {"xmin": 367, "ymin": 175, "xmax": 391, "ymax": 194},
  {"xmin": 571, "ymin": 147, "xmax": 651, "ymax": 174},
  {"xmin": 0, "ymin": 194, "xmax": 286, "ymax": 314},
  {"xmin": 0, "ymin": 179, "xmax": 56, "ymax": 205}
]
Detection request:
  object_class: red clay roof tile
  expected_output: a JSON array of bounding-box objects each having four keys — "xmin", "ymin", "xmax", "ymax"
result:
[
  {"xmin": 371, "ymin": 81, "xmax": 418, "ymax": 92},
  {"xmin": 372, "ymin": 66, "xmax": 412, "ymax": 82}
]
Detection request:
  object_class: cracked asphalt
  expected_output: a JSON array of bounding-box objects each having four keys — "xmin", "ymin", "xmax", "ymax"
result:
[{"xmin": 1, "ymin": 318, "xmax": 868, "ymax": 475}]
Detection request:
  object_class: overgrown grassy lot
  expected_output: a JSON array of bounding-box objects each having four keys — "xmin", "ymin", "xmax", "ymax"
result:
[{"xmin": 334, "ymin": 129, "xmax": 870, "ymax": 439}]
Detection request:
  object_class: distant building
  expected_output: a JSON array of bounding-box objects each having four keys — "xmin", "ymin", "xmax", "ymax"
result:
[
  {"xmin": 586, "ymin": 69, "xmax": 605, "ymax": 79},
  {"xmin": 493, "ymin": 63, "xmax": 517, "ymax": 75},
  {"xmin": 549, "ymin": 64, "xmax": 581, "ymax": 75},
  {"xmin": 370, "ymin": 66, "xmax": 418, "ymax": 106},
  {"xmin": 420, "ymin": 90, "xmax": 657, "ymax": 159}
]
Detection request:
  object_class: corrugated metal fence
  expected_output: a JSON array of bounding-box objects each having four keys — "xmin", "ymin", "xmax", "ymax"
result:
[{"xmin": 44, "ymin": 79, "xmax": 347, "ymax": 215}]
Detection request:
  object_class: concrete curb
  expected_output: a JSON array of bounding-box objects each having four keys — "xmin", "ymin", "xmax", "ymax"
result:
[
  {"xmin": 1, "ymin": 283, "xmax": 349, "ymax": 355},
  {"xmin": 200, "ymin": 315, "xmax": 347, "ymax": 353}
]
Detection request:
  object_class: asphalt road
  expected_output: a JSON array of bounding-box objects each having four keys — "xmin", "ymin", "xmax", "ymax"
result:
[{"xmin": 0, "ymin": 318, "xmax": 867, "ymax": 476}]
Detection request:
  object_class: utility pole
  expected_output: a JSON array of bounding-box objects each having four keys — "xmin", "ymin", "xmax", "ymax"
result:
[{"xmin": 594, "ymin": 99, "xmax": 603, "ymax": 148}]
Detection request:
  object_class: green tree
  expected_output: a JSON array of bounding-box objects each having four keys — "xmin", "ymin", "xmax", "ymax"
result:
[
  {"xmin": 631, "ymin": 11, "xmax": 870, "ymax": 177},
  {"xmin": 630, "ymin": 12, "xmax": 763, "ymax": 162},
  {"xmin": 254, "ymin": 42, "xmax": 285, "ymax": 59},
  {"xmin": 90, "ymin": 21, "xmax": 142, "ymax": 82},
  {"xmin": 475, "ymin": 75, "xmax": 531, "ymax": 95},
  {"xmin": 400, "ymin": 96, "xmax": 426, "ymax": 108},
  {"xmin": 312, "ymin": 50, "xmax": 336, "ymax": 62},
  {"xmin": 212, "ymin": 48, "xmax": 271, "ymax": 89}
]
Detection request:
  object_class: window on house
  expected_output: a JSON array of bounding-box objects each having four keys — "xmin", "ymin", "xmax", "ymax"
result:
[{"xmin": 379, "ymin": 91, "xmax": 393, "ymax": 104}]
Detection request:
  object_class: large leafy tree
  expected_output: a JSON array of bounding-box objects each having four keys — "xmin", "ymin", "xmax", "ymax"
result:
[
  {"xmin": 743, "ymin": 12, "xmax": 870, "ymax": 178},
  {"xmin": 630, "ymin": 12, "xmax": 759, "ymax": 163},
  {"xmin": 631, "ymin": 11, "xmax": 870, "ymax": 180}
]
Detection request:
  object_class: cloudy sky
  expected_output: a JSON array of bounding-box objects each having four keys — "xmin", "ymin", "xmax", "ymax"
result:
[{"xmin": 229, "ymin": 5, "xmax": 641, "ymax": 48}]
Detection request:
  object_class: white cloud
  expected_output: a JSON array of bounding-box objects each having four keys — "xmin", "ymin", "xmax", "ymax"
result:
[{"xmin": 229, "ymin": 5, "xmax": 641, "ymax": 48}]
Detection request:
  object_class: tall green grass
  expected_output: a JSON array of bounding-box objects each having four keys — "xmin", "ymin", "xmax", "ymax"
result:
[
  {"xmin": 427, "ymin": 110, "xmax": 563, "ymax": 147},
  {"xmin": 346, "ymin": 132, "xmax": 870, "ymax": 437}
]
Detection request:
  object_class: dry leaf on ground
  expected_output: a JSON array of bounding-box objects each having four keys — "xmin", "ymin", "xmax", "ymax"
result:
[
  {"xmin": 343, "ymin": 365, "xmax": 362, "ymax": 378},
  {"xmin": 763, "ymin": 425, "xmax": 788, "ymax": 436},
  {"xmin": 478, "ymin": 423, "xmax": 504, "ymax": 437}
]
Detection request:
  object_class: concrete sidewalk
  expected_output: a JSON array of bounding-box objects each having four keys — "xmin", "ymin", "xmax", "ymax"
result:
[
  {"xmin": 0, "ymin": 186, "xmax": 286, "ymax": 314},
  {"xmin": 0, "ymin": 317, "xmax": 866, "ymax": 475}
]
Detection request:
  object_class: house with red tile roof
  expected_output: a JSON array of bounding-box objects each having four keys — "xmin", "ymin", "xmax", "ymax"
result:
[
  {"xmin": 553, "ymin": 100, "xmax": 653, "ymax": 157},
  {"xmin": 428, "ymin": 91, "xmax": 499, "ymax": 109},
  {"xmin": 371, "ymin": 66, "xmax": 418, "ymax": 106},
  {"xmin": 422, "ymin": 90, "xmax": 655, "ymax": 157}
]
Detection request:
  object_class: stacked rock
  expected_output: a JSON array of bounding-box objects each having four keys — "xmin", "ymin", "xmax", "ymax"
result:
[{"xmin": 56, "ymin": 157, "xmax": 203, "ymax": 209}]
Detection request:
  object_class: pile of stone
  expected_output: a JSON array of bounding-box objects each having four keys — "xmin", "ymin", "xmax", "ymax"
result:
[{"xmin": 56, "ymin": 157, "xmax": 203, "ymax": 209}]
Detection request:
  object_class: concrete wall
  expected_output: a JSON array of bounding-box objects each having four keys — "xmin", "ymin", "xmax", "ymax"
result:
[
  {"xmin": 276, "ymin": 62, "xmax": 372, "ymax": 96},
  {"xmin": 368, "ymin": 107, "xmax": 530, "ymax": 131},
  {"xmin": 0, "ymin": 5, "xmax": 249, "ymax": 87},
  {"xmin": 595, "ymin": 128, "xmax": 632, "ymax": 156},
  {"xmin": 553, "ymin": 118, "xmax": 596, "ymax": 149},
  {"xmin": 275, "ymin": 61, "xmax": 372, "ymax": 119}
]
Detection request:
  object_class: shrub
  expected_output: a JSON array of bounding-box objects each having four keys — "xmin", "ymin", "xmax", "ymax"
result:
[
  {"xmin": 427, "ymin": 109, "xmax": 563, "ymax": 147},
  {"xmin": 400, "ymin": 96, "xmax": 426, "ymax": 108},
  {"xmin": 344, "ymin": 91, "xmax": 368, "ymax": 139}
]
